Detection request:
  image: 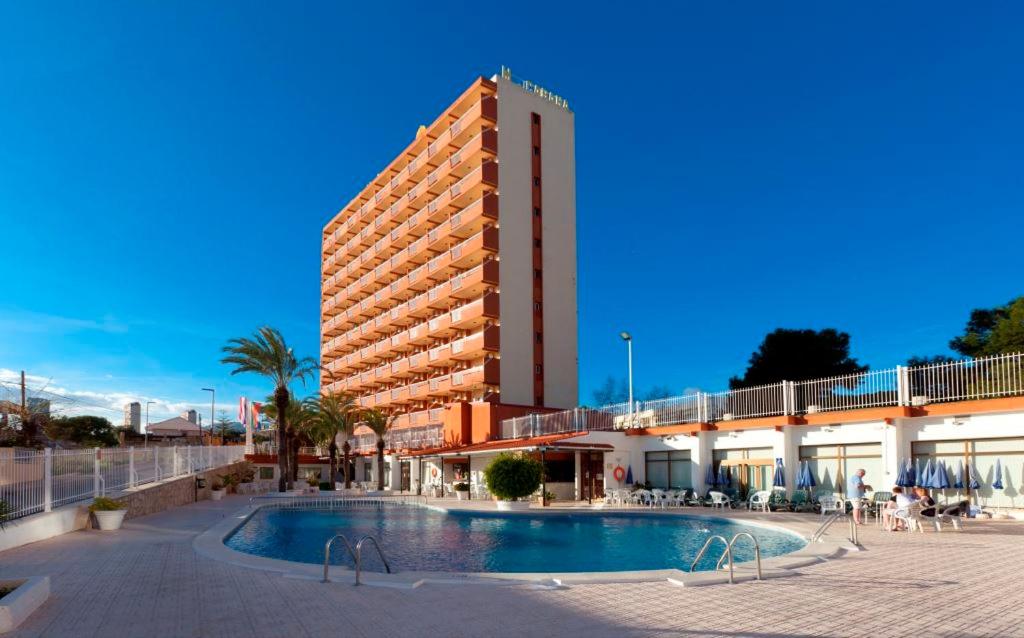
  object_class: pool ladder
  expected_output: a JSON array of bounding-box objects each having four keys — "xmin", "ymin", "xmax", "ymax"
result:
[
  {"xmin": 321, "ymin": 534, "xmax": 393, "ymax": 586},
  {"xmin": 810, "ymin": 510, "xmax": 859, "ymax": 546},
  {"xmin": 689, "ymin": 533, "xmax": 762, "ymax": 584}
]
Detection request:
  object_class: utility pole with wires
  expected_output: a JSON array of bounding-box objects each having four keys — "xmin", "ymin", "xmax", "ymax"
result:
[{"xmin": 20, "ymin": 370, "xmax": 26, "ymax": 415}]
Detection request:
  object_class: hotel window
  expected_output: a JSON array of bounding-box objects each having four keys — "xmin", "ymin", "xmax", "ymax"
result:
[
  {"xmin": 535, "ymin": 332, "xmax": 543, "ymax": 343},
  {"xmin": 534, "ymin": 207, "xmax": 541, "ymax": 217},
  {"xmin": 533, "ymin": 145, "xmax": 540, "ymax": 156},
  {"xmin": 536, "ymin": 394, "xmax": 544, "ymax": 405},
  {"xmin": 799, "ymin": 443, "xmax": 882, "ymax": 496},
  {"xmin": 533, "ymin": 177, "xmax": 541, "ymax": 187},
  {"xmin": 534, "ymin": 269, "xmax": 542, "ymax": 280},
  {"xmin": 259, "ymin": 467, "xmax": 274, "ymax": 480},
  {"xmin": 645, "ymin": 450, "xmax": 693, "ymax": 490},
  {"xmin": 532, "ymin": 113, "xmax": 540, "ymax": 124},
  {"xmin": 534, "ymin": 238, "xmax": 542, "ymax": 248},
  {"xmin": 711, "ymin": 448, "xmax": 774, "ymax": 494},
  {"xmin": 535, "ymin": 364, "xmax": 543, "ymax": 375}
]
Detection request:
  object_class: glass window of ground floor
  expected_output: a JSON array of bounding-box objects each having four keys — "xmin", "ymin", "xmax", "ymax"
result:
[
  {"xmin": 712, "ymin": 447, "xmax": 773, "ymax": 495},
  {"xmin": 912, "ymin": 437, "xmax": 1023, "ymax": 508},
  {"xmin": 799, "ymin": 443, "xmax": 882, "ymax": 496},
  {"xmin": 645, "ymin": 451, "xmax": 692, "ymax": 489}
]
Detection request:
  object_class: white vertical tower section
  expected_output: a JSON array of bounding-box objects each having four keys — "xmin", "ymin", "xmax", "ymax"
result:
[{"xmin": 494, "ymin": 74, "xmax": 578, "ymax": 408}]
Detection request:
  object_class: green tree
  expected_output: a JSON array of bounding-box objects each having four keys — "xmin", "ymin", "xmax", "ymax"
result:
[
  {"xmin": 303, "ymin": 392, "xmax": 357, "ymax": 489},
  {"xmin": 483, "ymin": 453, "xmax": 543, "ymax": 501},
  {"xmin": 45, "ymin": 415, "xmax": 118, "ymax": 447},
  {"xmin": 730, "ymin": 328, "xmax": 867, "ymax": 389},
  {"xmin": 949, "ymin": 297, "xmax": 1024, "ymax": 357},
  {"xmin": 214, "ymin": 411, "xmax": 235, "ymax": 441},
  {"xmin": 592, "ymin": 376, "xmax": 629, "ymax": 406},
  {"xmin": 362, "ymin": 409, "xmax": 396, "ymax": 491},
  {"xmin": 221, "ymin": 327, "xmax": 317, "ymax": 492},
  {"xmin": 262, "ymin": 394, "xmax": 313, "ymax": 486}
]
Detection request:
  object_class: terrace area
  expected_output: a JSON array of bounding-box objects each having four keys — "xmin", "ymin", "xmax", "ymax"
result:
[{"xmin": 1, "ymin": 494, "xmax": 1022, "ymax": 637}]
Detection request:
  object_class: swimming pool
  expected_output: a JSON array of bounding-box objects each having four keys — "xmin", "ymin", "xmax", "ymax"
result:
[{"xmin": 224, "ymin": 505, "xmax": 806, "ymax": 573}]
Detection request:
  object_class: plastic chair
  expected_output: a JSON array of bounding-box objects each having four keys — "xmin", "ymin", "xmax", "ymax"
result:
[
  {"xmin": 709, "ymin": 491, "xmax": 733, "ymax": 509},
  {"xmin": 748, "ymin": 490, "xmax": 771, "ymax": 512},
  {"xmin": 892, "ymin": 502, "xmax": 925, "ymax": 533},
  {"xmin": 818, "ymin": 494, "xmax": 844, "ymax": 519}
]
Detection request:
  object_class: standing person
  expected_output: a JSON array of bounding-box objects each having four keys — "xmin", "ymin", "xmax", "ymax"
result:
[{"xmin": 846, "ymin": 468, "xmax": 873, "ymax": 524}]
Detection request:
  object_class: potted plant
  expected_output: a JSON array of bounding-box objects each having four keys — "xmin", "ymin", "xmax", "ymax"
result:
[
  {"xmin": 453, "ymin": 482, "xmax": 469, "ymax": 500},
  {"xmin": 0, "ymin": 498, "xmax": 10, "ymax": 531},
  {"xmin": 210, "ymin": 480, "xmax": 226, "ymax": 501},
  {"xmin": 483, "ymin": 453, "xmax": 542, "ymax": 511},
  {"xmin": 306, "ymin": 473, "xmax": 320, "ymax": 494},
  {"xmin": 88, "ymin": 497, "xmax": 128, "ymax": 531},
  {"xmin": 539, "ymin": 490, "xmax": 556, "ymax": 505},
  {"xmin": 218, "ymin": 472, "xmax": 239, "ymax": 495}
]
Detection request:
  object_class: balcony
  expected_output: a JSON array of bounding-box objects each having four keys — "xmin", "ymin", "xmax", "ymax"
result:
[
  {"xmin": 427, "ymin": 343, "xmax": 453, "ymax": 368},
  {"xmin": 427, "ymin": 375, "xmax": 452, "ymax": 397},
  {"xmin": 451, "ymin": 292, "xmax": 499, "ymax": 330},
  {"xmin": 451, "ymin": 326, "xmax": 500, "ymax": 361},
  {"xmin": 451, "ymin": 260, "xmax": 499, "ymax": 300},
  {"xmin": 451, "ymin": 359, "xmax": 500, "ymax": 389}
]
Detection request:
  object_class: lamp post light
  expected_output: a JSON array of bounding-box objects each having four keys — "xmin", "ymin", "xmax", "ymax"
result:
[
  {"xmin": 620, "ymin": 332, "xmax": 633, "ymax": 426},
  {"xmin": 145, "ymin": 401, "xmax": 155, "ymax": 447},
  {"xmin": 201, "ymin": 388, "xmax": 215, "ymax": 446}
]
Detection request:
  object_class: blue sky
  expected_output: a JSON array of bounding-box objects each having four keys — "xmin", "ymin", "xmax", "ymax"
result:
[{"xmin": 1, "ymin": 2, "xmax": 1022, "ymax": 421}]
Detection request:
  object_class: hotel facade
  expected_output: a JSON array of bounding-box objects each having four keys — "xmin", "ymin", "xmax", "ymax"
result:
[
  {"xmin": 320, "ymin": 70, "xmax": 578, "ymax": 446},
  {"xmin": 303, "ymin": 70, "xmax": 1023, "ymax": 512}
]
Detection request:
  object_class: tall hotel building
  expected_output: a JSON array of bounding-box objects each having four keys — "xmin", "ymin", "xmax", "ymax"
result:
[{"xmin": 321, "ymin": 70, "xmax": 577, "ymax": 438}]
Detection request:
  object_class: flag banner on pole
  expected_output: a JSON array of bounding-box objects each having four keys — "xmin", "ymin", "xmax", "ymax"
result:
[
  {"xmin": 238, "ymin": 397, "xmax": 248, "ymax": 426},
  {"xmin": 251, "ymin": 402, "xmax": 261, "ymax": 431}
]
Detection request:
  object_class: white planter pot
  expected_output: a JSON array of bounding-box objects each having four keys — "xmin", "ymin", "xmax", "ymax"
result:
[
  {"xmin": 93, "ymin": 510, "xmax": 127, "ymax": 531},
  {"xmin": 211, "ymin": 489, "xmax": 225, "ymax": 501},
  {"xmin": 495, "ymin": 500, "xmax": 531, "ymax": 511},
  {"xmin": 456, "ymin": 491, "xmax": 467, "ymax": 501}
]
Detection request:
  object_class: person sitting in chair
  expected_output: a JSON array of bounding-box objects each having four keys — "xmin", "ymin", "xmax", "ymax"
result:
[{"xmin": 914, "ymin": 487, "xmax": 936, "ymax": 517}]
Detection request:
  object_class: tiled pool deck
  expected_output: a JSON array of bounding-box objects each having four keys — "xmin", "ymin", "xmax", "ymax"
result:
[{"xmin": 1, "ymin": 495, "xmax": 1022, "ymax": 637}]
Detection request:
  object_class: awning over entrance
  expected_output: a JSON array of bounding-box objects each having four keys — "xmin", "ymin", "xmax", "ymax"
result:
[{"xmin": 400, "ymin": 432, "xmax": 613, "ymax": 458}]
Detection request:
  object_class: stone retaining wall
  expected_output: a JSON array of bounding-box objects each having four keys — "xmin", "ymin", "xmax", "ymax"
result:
[{"xmin": 117, "ymin": 461, "xmax": 250, "ymax": 521}]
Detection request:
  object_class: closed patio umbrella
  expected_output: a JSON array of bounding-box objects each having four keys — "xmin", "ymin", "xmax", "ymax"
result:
[
  {"xmin": 921, "ymin": 459, "xmax": 934, "ymax": 490},
  {"xmin": 625, "ymin": 465, "xmax": 634, "ymax": 486},
  {"xmin": 953, "ymin": 460, "xmax": 965, "ymax": 490},
  {"xmin": 802, "ymin": 461, "xmax": 817, "ymax": 491},
  {"xmin": 895, "ymin": 459, "xmax": 911, "ymax": 488},
  {"xmin": 772, "ymin": 458, "xmax": 785, "ymax": 489},
  {"xmin": 914, "ymin": 458, "xmax": 923, "ymax": 487},
  {"xmin": 717, "ymin": 464, "xmax": 730, "ymax": 489},
  {"xmin": 796, "ymin": 461, "xmax": 809, "ymax": 490},
  {"xmin": 968, "ymin": 463, "xmax": 981, "ymax": 490},
  {"xmin": 936, "ymin": 460, "xmax": 951, "ymax": 490},
  {"xmin": 704, "ymin": 463, "xmax": 716, "ymax": 488},
  {"xmin": 993, "ymin": 459, "xmax": 1004, "ymax": 490}
]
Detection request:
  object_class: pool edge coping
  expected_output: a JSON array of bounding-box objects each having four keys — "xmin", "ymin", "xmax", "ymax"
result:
[{"xmin": 191, "ymin": 502, "xmax": 852, "ymax": 589}]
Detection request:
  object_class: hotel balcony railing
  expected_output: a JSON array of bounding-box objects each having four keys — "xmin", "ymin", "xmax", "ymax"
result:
[
  {"xmin": 322, "ymin": 203, "xmax": 498, "ymax": 332},
  {"xmin": 321, "ymin": 125, "xmax": 498, "ymax": 275},
  {"xmin": 321, "ymin": 260, "xmax": 498, "ymax": 363},
  {"xmin": 322, "ymin": 94, "xmax": 496, "ymax": 247},
  {"xmin": 497, "ymin": 352, "xmax": 1024, "ymax": 436}
]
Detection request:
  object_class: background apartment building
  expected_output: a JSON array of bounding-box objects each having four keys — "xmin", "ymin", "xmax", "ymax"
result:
[
  {"xmin": 321, "ymin": 71, "xmax": 578, "ymax": 436},
  {"xmin": 123, "ymin": 401, "xmax": 141, "ymax": 433}
]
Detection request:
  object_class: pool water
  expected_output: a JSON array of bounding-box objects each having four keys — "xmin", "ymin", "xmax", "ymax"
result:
[{"xmin": 225, "ymin": 506, "xmax": 806, "ymax": 573}]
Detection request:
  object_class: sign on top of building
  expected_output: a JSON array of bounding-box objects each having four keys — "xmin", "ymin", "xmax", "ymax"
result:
[{"xmin": 500, "ymin": 66, "xmax": 570, "ymax": 111}]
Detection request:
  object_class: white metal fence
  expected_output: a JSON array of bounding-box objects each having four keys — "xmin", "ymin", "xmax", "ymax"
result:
[
  {"xmin": 497, "ymin": 352, "xmax": 1024, "ymax": 438},
  {"xmin": 0, "ymin": 445, "xmax": 246, "ymax": 521}
]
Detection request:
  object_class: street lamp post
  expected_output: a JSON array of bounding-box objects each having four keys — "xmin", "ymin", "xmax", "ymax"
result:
[
  {"xmin": 620, "ymin": 332, "xmax": 633, "ymax": 426},
  {"xmin": 145, "ymin": 401, "xmax": 155, "ymax": 448},
  {"xmin": 201, "ymin": 388, "xmax": 215, "ymax": 446}
]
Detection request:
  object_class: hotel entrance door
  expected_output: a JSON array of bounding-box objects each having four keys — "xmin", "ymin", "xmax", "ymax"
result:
[{"xmin": 580, "ymin": 451, "xmax": 605, "ymax": 502}]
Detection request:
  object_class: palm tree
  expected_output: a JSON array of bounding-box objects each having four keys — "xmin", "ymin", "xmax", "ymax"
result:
[
  {"xmin": 304, "ymin": 392, "xmax": 357, "ymax": 488},
  {"xmin": 362, "ymin": 409, "xmax": 397, "ymax": 491},
  {"xmin": 264, "ymin": 397, "xmax": 313, "ymax": 487},
  {"xmin": 221, "ymin": 327, "xmax": 317, "ymax": 492}
]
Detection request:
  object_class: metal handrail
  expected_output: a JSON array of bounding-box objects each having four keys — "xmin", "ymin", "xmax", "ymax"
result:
[
  {"xmin": 322, "ymin": 534, "xmax": 357, "ymax": 583},
  {"xmin": 810, "ymin": 509, "xmax": 845, "ymax": 543},
  {"xmin": 354, "ymin": 535, "xmax": 392, "ymax": 586},
  {"xmin": 690, "ymin": 535, "xmax": 733, "ymax": 584},
  {"xmin": 715, "ymin": 532, "xmax": 762, "ymax": 580}
]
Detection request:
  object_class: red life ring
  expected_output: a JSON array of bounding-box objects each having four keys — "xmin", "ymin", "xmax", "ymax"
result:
[
  {"xmin": 431, "ymin": 467, "xmax": 438, "ymax": 478},
  {"xmin": 613, "ymin": 466, "xmax": 626, "ymax": 482}
]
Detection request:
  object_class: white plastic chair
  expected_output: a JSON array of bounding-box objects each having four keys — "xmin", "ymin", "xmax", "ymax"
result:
[
  {"xmin": 748, "ymin": 490, "xmax": 771, "ymax": 512},
  {"xmin": 629, "ymin": 490, "xmax": 648, "ymax": 507},
  {"xmin": 818, "ymin": 494, "xmax": 844, "ymax": 519},
  {"xmin": 892, "ymin": 502, "xmax": 925, "ymax": 533},
  {"xmin": 650, "ymin": 489, "xmax": 668, "ymax": 509},
  {"xmin": 709, "ymin": 491, "xmax": 732, "ymax": 509}
]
